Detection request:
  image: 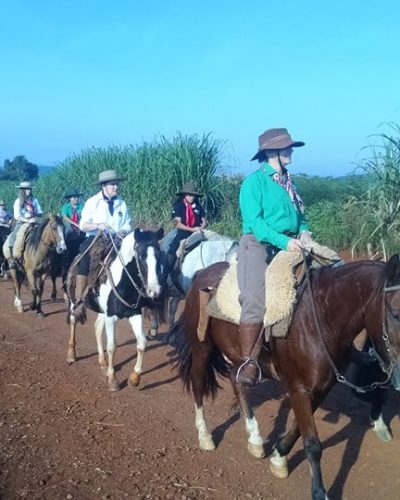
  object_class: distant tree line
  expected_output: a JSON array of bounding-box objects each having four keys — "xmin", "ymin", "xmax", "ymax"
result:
[{"xmin": 0, "ymin": 155, "xmax": 39, "ymax": 181}]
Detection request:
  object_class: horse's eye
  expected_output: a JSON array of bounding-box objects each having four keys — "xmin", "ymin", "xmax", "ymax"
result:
[{"xmin": 389, "ymin": 309, "xmax": 400, "ymax": 322}]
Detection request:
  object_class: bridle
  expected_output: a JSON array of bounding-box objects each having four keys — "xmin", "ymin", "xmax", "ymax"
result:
[
  {"xmin": 41, "ymin": 219, "xmax": 64, "ymax": 251},
  {"xmin": 304, "ymin": 251, "xmax": 399, "ymax": 393}
]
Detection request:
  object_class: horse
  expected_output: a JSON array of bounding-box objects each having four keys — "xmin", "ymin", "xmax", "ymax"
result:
[
  {"xmin": 149, "ymin": 229, "xmax": 238, "ymax": 336},
  {"xmin": 49, "ymin": 228, "xmax": 86, "ymax": 302},
  {"xmin": 4, "ymin": 215, "xmax": 67, "ymax": 317},
  {"xmin": 168, "ymin": 257, "xmax": 400, "ymax": 500},
  {"xmin": 66, "ymin": 228, "xmax": 167, "ymax": 392},
  {"xmin": 0, "ymin": 224, "xmax": 11, "ymax": 279}
]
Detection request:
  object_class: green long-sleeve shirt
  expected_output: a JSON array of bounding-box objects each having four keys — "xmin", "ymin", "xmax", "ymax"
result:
[{"xmin": 239, "ymin": 163, "xmax": 309, "ymax": 250}]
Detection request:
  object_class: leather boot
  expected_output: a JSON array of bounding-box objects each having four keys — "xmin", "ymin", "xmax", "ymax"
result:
[{"xmin": 236, "ymin": 322, "xmax": 264, "ymax": 387}]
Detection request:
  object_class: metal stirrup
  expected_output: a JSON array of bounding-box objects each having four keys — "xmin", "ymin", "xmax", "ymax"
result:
[{"xmin": 235, "ymin": 357, "xmax": 262, "ymax": 385}]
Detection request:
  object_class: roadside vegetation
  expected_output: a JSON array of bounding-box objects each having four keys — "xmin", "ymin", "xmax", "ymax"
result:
[{"xmin": 1, "ymin": 124, "xmax": 400, "ymax": 256}]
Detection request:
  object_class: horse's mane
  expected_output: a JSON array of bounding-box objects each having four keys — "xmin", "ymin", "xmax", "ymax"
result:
[{"xmin": 26, "ymin": 219, "xmax": 50, "ymax": 252}]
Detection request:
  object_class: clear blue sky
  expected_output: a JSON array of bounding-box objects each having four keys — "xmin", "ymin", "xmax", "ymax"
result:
[{"xmin": 1, "ymin": 0, "xmax": 399, "ymax": 177}]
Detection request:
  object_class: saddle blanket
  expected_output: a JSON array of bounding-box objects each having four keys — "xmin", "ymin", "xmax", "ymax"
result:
[
  {"xmin": 207, "ymin": 242, "xmax": 340, "ymax": 338},
  {"xmin": 3, "ymin": 223, "xmax": 31, "ymax": 260}
]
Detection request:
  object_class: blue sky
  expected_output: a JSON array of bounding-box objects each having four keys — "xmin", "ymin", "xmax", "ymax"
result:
[{"xmin": 0, "ymin": 0, "xmax": 399, "ymax": 177}]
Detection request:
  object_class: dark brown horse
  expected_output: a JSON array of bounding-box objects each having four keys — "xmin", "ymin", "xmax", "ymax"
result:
[{"xmin": 169, "ymin": 257, "xmax": 400, "ymax": 500}]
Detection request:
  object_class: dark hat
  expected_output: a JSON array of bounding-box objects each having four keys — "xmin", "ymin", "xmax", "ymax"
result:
[
  {"xmin": 0, "ymin": 200, "xmax": 5, "ymax": 206},
  {"xmin": 251, "ymin": 128, "xmax": 305, "ymax": 161},
  {"xmin": 177, "ymin": 181, "xmax": 203, "ymax": 197},
  {"xmin": 97, "ymin": 169, "xmax": 125, "ymax": 184},
  {"xmin": 64, "ymin": 188, "xmax": 83, "ymax": 199},
  {"xmin": 15, "ymin": 181, "xmax": 33, "ymax": 189}
]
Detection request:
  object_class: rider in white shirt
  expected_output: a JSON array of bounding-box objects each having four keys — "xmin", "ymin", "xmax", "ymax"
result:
[{"xmin": 74, "ymin": 170, "xmax": 132, "ymax": 311}]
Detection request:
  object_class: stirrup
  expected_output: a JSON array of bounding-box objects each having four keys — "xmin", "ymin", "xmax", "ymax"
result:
[{"xmin": 235, "ymin": 357, "xmax": 262, "ymax": 385}]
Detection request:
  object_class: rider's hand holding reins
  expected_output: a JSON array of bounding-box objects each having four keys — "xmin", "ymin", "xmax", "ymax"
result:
[{"xmin": 287, "ymin": 238, "xmax": 303, "ymax": 253}]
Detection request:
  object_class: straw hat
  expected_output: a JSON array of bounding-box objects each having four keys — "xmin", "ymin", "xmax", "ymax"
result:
[
  {"xmin": 176, "ymin": 181, "xmax": 203, "ymax": 197},
  {"xmin": 15, "ymin": 181, "xmax": 33, "ymax": 189},
  {"xmin": 97, "ymin": 170, "xmax": 125, "ymax": 185},
  {"xmin": 251, "ymin": 128, "xmax": 305, "ymax": 161}
]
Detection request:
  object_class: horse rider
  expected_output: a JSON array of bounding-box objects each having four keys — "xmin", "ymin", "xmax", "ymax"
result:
[
  {"xmin": 61, "ymin": 188, "xmax": 84, "ymax": 238},
  {"xmin": 9, "ymin": 181, "xmax": 43, "ymax": 268},
  {"xmin": 0, "ymin": 200, "xmax": 12, "ymax": 228},
  {"xmin": 166, "ymin": 181, "xmax": 207, "ymax": 278},
  {"xmin": 236, "ymin": 128, "xmax": 313, "ymax": 387},
  {"xmin": 74, "ymin": 169, "xmax": 132, "ymax": 312}
]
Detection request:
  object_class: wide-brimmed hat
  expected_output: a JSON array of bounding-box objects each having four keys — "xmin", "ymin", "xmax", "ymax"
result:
[
  {"xmin": 0, "ymin": 200, "xmax": 5, "ymax": 206},
  {"xmin": 15, "ymin": 181, "xmax": 33, "ymax": 189},
  {"xmin": 97, "ymin": 169, "xmax": 125, "ymax": 185},
  {"xmin": 251, "ymin": 128, "xmax": 305, "ymax": 161},
  {"xmin": 64, "ymin": 188, "xmax": 83, "ymax": 199},
  {"xmin": 177, "ymin": 181, "xmax": 203, "ymax": 197}
]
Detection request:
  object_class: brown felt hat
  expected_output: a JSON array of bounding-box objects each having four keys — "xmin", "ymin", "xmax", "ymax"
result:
[
  {"xmin": 97, "ymin": 170, "xmax": 125, "ymax": 184},
  {"xmin": 177, "ymin": 181, "xmax": 203, "ymax": 197},
  {"xmin": 251, "ymin": 128, "xmax": 305, "ymax": 161}
]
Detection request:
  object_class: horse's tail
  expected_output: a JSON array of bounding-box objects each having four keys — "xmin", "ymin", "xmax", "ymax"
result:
[{"xmin": 166, "ymin": 316, "xmax": 230, "ymax": 399}]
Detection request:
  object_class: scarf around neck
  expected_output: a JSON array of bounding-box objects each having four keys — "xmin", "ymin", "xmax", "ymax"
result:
[
  {"xmin": 271, "ymin": 168, "xmax": 305, "ymax": 213},
  {"xmin": 183, "ymin": 199, "xmax": 195, "ymax": 227}
]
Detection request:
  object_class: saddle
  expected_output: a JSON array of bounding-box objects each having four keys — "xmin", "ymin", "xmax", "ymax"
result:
[
  {"xmin": 10, "ymin": 223, "xmax": 36, "ymax": 260},
  {"xmin": 206, "ymin": 243, "xmax": 341, "ymax": 339},
  {"xmin": 87, "ymin": 234, "xmax": 122, "ymax": 289},
  {"xmin": 175, "ymin": 232, "xmax": 206, "ymax": 268}
]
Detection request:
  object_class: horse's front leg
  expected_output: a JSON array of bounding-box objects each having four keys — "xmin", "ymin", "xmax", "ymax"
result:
[
  {"xmin": 290, "ymin": 391, "xmax": 328, "ymax": 500},
  {"xmin": 370, "ymin": 388, "xmax": 392, "ymax": 442},
  {"xmin": 270, "ymin": 408, "xmax": 300, "ymax": 479},
  {"xmin": 50, "ymin": 273, "xmax": 57, "ymax": 302},
  {"xmin": 35, "ymin": 274, "xmax": 46, "ymax": 318},
  {"xmin": 25, "ymin": 270, "xmax": 39, "ymax": 313},
  {"xmin": 148, "ymin": 311, "xmax": 159, "ymax": 338},
  {"xmin": 94, "ymin": 314, "xmax": 107, "ymax": 372},
  {"xmin": 10, "ymin": 268, "xmax": 23, "ymax": 313},
  {"xmin": 127, "ymin": 313, "xmax": 147, "ymax": 387},
  {"xmin": 67, "ymin": 307, "xmax": 78, "ymax": 363},
  {"xmin": 104, "ymin": 315, "xmax": 120, "ymax": 392},
  {"xmin": 169, "ymin": 296, "xmax": 181, "ymax": 326},
  {"xmin": 229, "ymin": 373, "xmax": 265, "ymax": 459}
]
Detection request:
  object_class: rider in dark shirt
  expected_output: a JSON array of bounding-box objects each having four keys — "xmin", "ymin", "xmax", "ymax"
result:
[{"xmin": 167, "ymin": 181, "xmax": 206, "ymax": 274}]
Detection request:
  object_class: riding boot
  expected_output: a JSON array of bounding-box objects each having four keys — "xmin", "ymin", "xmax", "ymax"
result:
[
  {"xmin": 236, "ymin": 322, "xmax": 264, "ymax": 387},
  {"xmin": 74, "ymin": 274, "xmax": 88, "ymax": 320}
]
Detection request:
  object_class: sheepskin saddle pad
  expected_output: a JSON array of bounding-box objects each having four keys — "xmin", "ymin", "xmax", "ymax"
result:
[{"xmin": 207, "ymin": 242, "xmax": 340, "ymax": 338}]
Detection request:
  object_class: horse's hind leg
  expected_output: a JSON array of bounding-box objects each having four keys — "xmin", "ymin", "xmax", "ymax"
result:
[
  {"xmin": 127, "ymin": 314, "xmax": 147, "ymax": 388},
  {"xmin": 94, "ymin": 314, "xmax": 107, "ymax": 372},
  {"xmin": 192, "ymin": 344, "xmax": 216, "ymax": 451},
  {"xmin": 229, "ymin": 374, "xmax": 265, "ymax": 459},
  {"xmin": 10, "ymin": 268, "xmax": 23, "ymax": 313},
  {"xmin": 35, "ymin": 275, "xmax": 46, "ymax": 318}
]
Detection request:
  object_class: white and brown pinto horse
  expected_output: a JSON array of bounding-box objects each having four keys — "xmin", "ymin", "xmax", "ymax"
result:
[
  {"xmin": 5, "ymin": 215, "xmax": 66, "ymax": 317},
  {"xmin": 66, "ymin": 228, "xmax": 166, "ymax": 392}
]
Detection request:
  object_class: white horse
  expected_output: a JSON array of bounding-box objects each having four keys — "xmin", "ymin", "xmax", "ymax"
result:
[{"xmin": 149, "ymin": 229, "xmax": 238, "ymax": 336}]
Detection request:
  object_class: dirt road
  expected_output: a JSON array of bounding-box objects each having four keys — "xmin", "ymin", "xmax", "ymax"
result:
[{"xmin": 0, "ymin": 277, "xmax": 399, "ymax": 499}]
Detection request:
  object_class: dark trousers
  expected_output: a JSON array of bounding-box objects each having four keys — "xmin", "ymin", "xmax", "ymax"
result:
[
  {"xmin": 168, "ymin": 229, "xmax": 192, "ymax": 256},
  {"xmin": 77, "ymin": 236, "xmax": 95, "ymax": 275}
]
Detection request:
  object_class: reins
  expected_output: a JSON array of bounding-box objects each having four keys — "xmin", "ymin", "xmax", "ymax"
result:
[{"xmin": 303, "ymin": 249, "xmax": 398, "ymax": 393}]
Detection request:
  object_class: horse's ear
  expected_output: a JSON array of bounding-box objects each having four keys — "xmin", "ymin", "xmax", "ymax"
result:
[
  {"xmin": 134, "ymin": 227, "xmax": 143, "ymax": 242},
  {"xmin": 385, "ymin": 254, "xmax": 400, "ymax": 287},
  {"xmin": 156, "ymin": 228, "xmax": 164, "ymax": 241}
]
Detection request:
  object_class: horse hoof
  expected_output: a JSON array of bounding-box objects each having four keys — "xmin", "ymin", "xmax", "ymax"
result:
[
  {"xmin": 66, "ymin": 351, "xmax": 76, "ymax": 364},
  {"xmin": 374, "ymin": 426, "xmax": 393, "ymax": 442},
  {"xmin": 199, "ymin": 437, "xmax": 216, "ymax": 451},
  {"xmin": 269, "ymin": 450, "xmax": 288, "ymax": 478},
  {"xmin": 37, "ymin": 312, "xmax": 45, "ymax": 319},
  {"xmin": 248, "ymin": 442, "xmax": 265, "ymax": 459},
  {"xmin": 128, "ymin": 372, "xmax": 141, "ymax": 387},
  {"xmin": 108, "ymin": 378, "xmax": 121, "ymax": 392},
  {"xmin": 148, "ymin": 328, "xmax": 157, "ymax": 338},
  {"xmin": 17, "ymin": 307, "xmax": 23, "ymax": 314}
]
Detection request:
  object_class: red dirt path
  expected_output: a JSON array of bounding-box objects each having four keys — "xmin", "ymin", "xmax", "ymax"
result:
[{"xmin": 0, "ymin": 277, "xmax": 399, "ymax": 500}]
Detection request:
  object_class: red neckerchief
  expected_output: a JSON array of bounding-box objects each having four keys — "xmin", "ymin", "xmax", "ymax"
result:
[
  {"xmin": 24, "ymin": 198, "xmax": 34, "ymax": 214},
  {"xmin": 71, "ymin": 209, "xmax": 79, "ymax": 224},
  {"xmin": 183, "ymin": 199, "xmax": 195, "ymax": 227}
]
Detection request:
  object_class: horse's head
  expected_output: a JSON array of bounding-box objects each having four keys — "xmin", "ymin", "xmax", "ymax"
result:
[
  {"xmin": 380, "ymin": 254, "xmax": 400, "ymax": 390},
  {"xmin": 47, "ymin": 214, "xmax": 67, "ymax": 254},
  {"xmin": 134, "ymin": 227, "xmax": 164, "ymax": 299}
]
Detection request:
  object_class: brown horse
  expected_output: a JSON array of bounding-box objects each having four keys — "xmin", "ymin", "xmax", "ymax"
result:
[
  {"xmin": 7, "ymin": 215, "xmax": 66, "ymax": 317},
  {"xmin": 169, "ymin": 257, "xmax": 400, "ymax": 500}
]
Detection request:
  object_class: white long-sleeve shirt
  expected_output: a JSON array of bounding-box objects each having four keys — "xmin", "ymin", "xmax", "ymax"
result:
[
  {"xmin": 79, "ymin": 191, "xmax": 132, "ymax": 237},
  {"xmin": 13, "ymin": 197, "xmax": 42, "ymax": 221}
]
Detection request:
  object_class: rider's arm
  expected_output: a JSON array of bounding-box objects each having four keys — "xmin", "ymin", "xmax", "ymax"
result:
[{"xmin": 174, "ymin": 217, "xmax": 199, "ymax": 232}]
